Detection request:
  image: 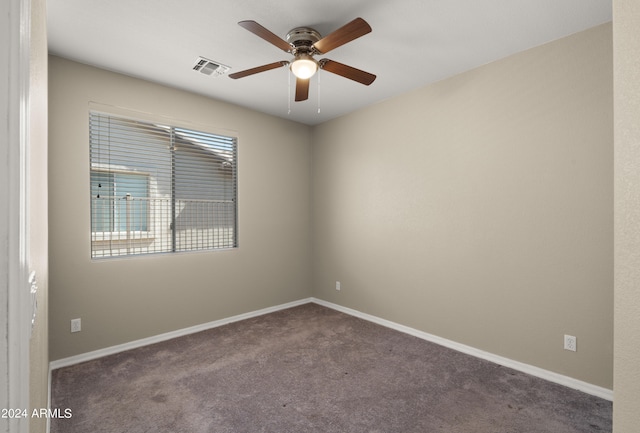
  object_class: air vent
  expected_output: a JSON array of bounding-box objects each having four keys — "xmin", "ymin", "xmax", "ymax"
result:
[{"xmin": 193, "ymin": 57, "xmax": 230, "ymax": 77}]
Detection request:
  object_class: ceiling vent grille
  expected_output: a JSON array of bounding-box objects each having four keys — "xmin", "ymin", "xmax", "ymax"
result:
[{"xmin": 193, "ymin": 57, "xmax": 230, "ymax": 77}]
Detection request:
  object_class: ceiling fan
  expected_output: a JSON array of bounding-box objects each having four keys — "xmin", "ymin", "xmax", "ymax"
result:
[{"xmin": 228, "ymin": 17, "xmax": 376, "ymax": 102}]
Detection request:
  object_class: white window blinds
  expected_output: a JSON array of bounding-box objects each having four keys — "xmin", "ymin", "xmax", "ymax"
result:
[{"xmin": 90, "ymin": 112, "xmax": 238, "ymax": 258}]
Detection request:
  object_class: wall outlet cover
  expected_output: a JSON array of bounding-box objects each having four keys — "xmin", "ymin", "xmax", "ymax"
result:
[
  {"xmin": 71, "ymin": 318, "xmax": 81, "ymax": 333},
  {"xmin": 564, "ymin": 334, "xmax": 577, "ymax": 352}
]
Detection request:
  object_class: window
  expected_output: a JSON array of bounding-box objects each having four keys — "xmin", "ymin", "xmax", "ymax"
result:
[
  {"xmin": 91, "ymin": 171, "xmax": 149, "ymax": 233},
  {"xmin": 90, "ymin": 112, "xmax": 237, "ymax": 258}
]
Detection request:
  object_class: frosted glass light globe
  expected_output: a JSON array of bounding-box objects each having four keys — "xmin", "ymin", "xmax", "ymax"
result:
[{"xmin": 290, "ymin": 56, "xmax": 318, "ymax": 79}]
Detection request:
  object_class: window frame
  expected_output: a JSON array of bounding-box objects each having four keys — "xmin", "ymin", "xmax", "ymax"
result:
[{"xmin": 89, "ymin": 110, "xmax": 238, "ymax": 259}]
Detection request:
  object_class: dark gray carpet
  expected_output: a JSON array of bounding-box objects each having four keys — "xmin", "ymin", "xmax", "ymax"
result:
[{"xmin": 50, "ymin": 303, "xmax": 612, "ymax": 432}]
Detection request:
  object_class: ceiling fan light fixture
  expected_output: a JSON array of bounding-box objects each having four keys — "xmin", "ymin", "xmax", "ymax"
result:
[
  {"xmin": 290, "ymin": 54, "xmax": 318, "ymax": 79},
  {"xmin": 231, "ymin": 18, "xmax": 376, "ymax": 102}
]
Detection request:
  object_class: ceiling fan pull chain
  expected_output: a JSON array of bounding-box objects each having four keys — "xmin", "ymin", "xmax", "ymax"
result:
[
  {"xmin": 317, "ymin": 70, "xmax": 321, "ymax": 114},
  {"xmin": 288, "ymin": 69, "xmax": 292, "ymax": 115}
]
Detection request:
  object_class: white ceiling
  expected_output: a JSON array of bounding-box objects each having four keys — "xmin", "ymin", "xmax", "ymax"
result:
[{"xmin": 47, "ymin": 0, "xmax": 612, "ymax": 126}]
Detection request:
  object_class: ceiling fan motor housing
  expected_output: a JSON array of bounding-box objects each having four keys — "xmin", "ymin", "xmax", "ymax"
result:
[{"xmin": 286, "ymin": 27, "xmax": 322, "ymax": 55}]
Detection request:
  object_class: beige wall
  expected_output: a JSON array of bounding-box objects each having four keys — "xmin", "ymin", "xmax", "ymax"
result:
[
  {"xmin": 48, "ymin": 56, "xmax": 312, "ymax": 360},
  {"xmin": 613, "ymin": 0, "xmax": 640, "ymax": 430},
  {"xmin": 312, "ymin": 23, "xmax": 613, "ymax": 388}
]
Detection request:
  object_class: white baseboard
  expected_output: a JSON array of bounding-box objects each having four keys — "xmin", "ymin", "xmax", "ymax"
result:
[
  {"xmin": 311, "ymin": 297, "xmax": 613, "ymax": 401},
  {"xmin": 49, "ymin": 298, "xmax": 313, "ymax": 371},
  {"xmin": 49, "ymin": 296, "xmax": 613, "ymax": 402}
]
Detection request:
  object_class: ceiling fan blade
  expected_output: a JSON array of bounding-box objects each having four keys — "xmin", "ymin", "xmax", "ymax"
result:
[
  {"xmin": 238, "ymin": 20, "xmax": 292, "ymax": 52},
  {"xmin": 295, "ymin": 78, "xmax": 310, "ymax": 101},
  {"xmin": 228, "ymin": 61, "xmax": 288, "ymax": 79},
  {"xmin": 319, "ymin": 59, "xmax": 376, "ymax": 85},
  {"xmin": 312, "ymin": 17, "xmax": 372, "ymax": 54}
]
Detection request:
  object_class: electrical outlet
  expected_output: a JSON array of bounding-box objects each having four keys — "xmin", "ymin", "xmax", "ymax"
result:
[
  {"xmin": 71, "ymin": 318, "xmax": 82, "ymax": 333},
  {"xmin": 336, "ymin": 281, "xmax": 341, "ymax": 291},
  {"xmin": 564, "ymin": 334, "xmax": 576, "ymax": 352}
]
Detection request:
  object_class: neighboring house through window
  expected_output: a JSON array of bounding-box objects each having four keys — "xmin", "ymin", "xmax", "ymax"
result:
[
  {"xmin": 91, "ymin": 170, "xmax": 149, "ymax": 233},
  {"xmin": 90, "ymin": 112, "xmax": 238, "ymax": 258}
]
